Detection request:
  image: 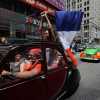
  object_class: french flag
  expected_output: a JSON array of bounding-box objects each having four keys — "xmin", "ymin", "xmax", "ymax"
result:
[{"xmin": 55, "ymin": 11, "xmax": 83, "ymax": 66}]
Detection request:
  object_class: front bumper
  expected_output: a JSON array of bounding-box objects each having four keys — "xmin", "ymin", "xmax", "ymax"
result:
[{"xmin": 80, "ymin": 57, "xmax": 100, "ymax": 62}]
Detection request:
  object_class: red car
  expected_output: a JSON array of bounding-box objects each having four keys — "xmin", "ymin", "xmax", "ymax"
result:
[{"xmin": 0, "ymin": 40, "xmax": 80, "ymax": 100}]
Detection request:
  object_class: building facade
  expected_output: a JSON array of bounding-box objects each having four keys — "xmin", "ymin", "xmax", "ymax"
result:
[
  {"xmin": 66, "ymin": 0, "xmax": 100, "ymax": 44},
  {"xmin": 0, "ymin": 0, "xmax": 65, "ymax": 39}
]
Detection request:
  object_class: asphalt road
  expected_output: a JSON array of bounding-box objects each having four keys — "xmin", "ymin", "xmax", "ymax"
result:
[{"xmin": 67, "ymin": 56, "xmax": 100, "ymax": 100}]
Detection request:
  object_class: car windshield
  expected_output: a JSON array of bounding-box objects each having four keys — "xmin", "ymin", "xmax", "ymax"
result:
[{"xmin": 87, "ymin": 43, "xmax": 100, "ymax": 48}]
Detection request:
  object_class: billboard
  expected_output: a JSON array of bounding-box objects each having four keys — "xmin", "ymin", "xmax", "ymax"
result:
[{"xmin": 45, "ymin": 0, "xmax": 65, "ymax": 10}]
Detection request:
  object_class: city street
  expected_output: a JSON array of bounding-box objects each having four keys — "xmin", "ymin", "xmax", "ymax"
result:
[
  {"xmin": 0, "ymin": 0, "xmax": 100, "ymax": 100},
  {"xmin": 67, "ymin": 55, "xmax": 100, "ymax": 100}
]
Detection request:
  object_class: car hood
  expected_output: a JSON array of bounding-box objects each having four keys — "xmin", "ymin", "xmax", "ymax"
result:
[{"xmin": 84, "ymin": 48, "xmax": 98, "ymax": 55}]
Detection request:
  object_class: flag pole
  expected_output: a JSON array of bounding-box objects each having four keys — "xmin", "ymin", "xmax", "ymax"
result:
[{"xmin": 41, "ymin": 11, "xmax": 56, "ymax": 41}]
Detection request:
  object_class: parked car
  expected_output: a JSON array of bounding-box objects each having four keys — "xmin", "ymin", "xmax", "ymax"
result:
[
  {"xmin": 0, "ymin": 40, "xmax": 80, "ymax": 100},
  {"xmin": 77, "ymin": 44, "xmax": 86, "ymax": 52},
  {"xmin": 76, "ymin": 44, "xmax": 86, "ymax": 52},
  {"xmin": 80, "ymin": 44, "xmax": 100, "ymax": 61}
]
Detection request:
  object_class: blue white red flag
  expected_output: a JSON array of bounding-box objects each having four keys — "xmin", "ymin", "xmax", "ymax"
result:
[
  {"xmin": 55, "ymin": 11, "xmax": 83, "ymax": 49},
  {"xmin": 55, "ymin": 11, "xmax": 83, "ymax": 66},
  {"xmin": 55, "ymin": 11, "xmax": 83, "ymax": 31}
]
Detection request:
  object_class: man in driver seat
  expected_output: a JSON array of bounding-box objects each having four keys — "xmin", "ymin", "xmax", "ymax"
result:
[{"xmin": 15, "ymin": 48, "xmax": 42, "ymax": 78}]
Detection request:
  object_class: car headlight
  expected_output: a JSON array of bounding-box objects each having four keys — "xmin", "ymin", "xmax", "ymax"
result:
[
  {"xmin": 96, "ymin": 52, "xmax": 100, "ymax": 58},
  {"xmin": 92, "ymin": 52, "xmax": 100, "ymax": 59}
]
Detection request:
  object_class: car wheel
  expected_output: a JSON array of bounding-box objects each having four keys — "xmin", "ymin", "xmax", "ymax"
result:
[{"xmin": 55, "ymin": 69, "xmax": 80, "ymax": 100}]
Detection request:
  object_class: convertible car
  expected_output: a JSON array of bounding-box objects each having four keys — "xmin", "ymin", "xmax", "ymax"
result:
[
  {"xmin": 80, "ymin": 44, "xmax": 100, "ymax": 61},
  {"xmin": 0, "ymin": 39, "xmax": 80, "ymax": 100}
]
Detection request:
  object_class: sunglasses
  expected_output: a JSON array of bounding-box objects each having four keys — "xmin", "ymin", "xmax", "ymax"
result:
[{"xmin": 27, "ymin": 54, "xmax": 36, "ymax": 59}]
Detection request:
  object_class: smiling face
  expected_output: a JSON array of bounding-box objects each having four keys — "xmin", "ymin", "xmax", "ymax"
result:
[
  {"xmin": 27, "ymin": 48, "xmax": 41, "ymax": 61},
  {"xmin": 27, "ymin": 54, "xmax": 36, "ymax": 61}
]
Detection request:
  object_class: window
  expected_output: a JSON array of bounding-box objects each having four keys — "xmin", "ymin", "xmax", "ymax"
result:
[
  {"xmin": 84, "ymin": 13, "xmax": 86, "ymax": 17},
  {"xmin": 85, "ymin": 25, "xmax": 89, "ymax": 30},
  {"xmin": 46, "ymin": 48, "xmax": 66, "ymax": 70},
  {"xmin": 84, "ymin": 32, "xmax": 89, "ymax": 37},
  {"xmin": 80, "ymin": 3, "xmax": 82, "ymax": 7},
  {"xmin": 87, "ymin": 0, "xmax": 89, "ymax": 5},
  {"xmin": 84, "ymin": 20, "xmax": 89, "ymax": 25},
  {"xmin": 84, "ymin": 20, "xmax": 86, "ymax": 24},
  {"xmin": 0, "ymin": 1, "xmax": 13, "ymax": 10},
  {"xmin": 84, "ymin": 2, "xmax": 86, "ymax": 6},
  {"xmin": 84, "ymin": 25, "xmax": 86, "ymax": 30},
  {"xmin": 14, "ymin": 2, "xmax": 25, "ymax": 14},
  {"xmin": 3, "ymin": 47, "xmax": 43, "ymax": 77},
  {"xmin": 84, "ymin": 7, "xmax": 86, "ymax": 11},
  {"xmin": 87, "ymin": 6, "xmax": 89, "ymax": 11},
  {"xmin": 77, "ymin": 5, "xmax": 79, "ymax": 9},
  {"xmin": 87, "ymin": 25, "xmax": 89, "ymax": 30},
  {"xmin": 84, "ymin": 25, "xmax": 87, "ymax": 30},
  {"xmin": 84, "ymin": 39, "xmax": 89, "ymax": 43},
  {"xmin": 87, "ymin": 19, "xmax": 89, "ymax": 24},
  {"xmin": 87, "ymin": 13, "xmax": 89, "ymax": 17}
]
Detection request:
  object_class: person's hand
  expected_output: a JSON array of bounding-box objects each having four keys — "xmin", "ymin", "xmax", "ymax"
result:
[
  {"xmin": 1, "ymin": 70, "xmax": 12, "ymax": 76},
  {"xmin": 41, "ymin": 11, "xmax": 48, "ymax": 17}
]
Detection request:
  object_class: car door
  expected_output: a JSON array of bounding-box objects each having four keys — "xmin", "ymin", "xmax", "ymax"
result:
[
  {"xmin": 0, "ymin": 46, "xmax": 48, "ymax": 100},
  {"xmin": 45, "ymin": 47, "xmax": 67, "ymax": 100}
]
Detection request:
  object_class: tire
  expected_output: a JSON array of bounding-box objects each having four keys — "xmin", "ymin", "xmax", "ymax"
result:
[{"xmin": 56, "ymin": 69, "xmax": 80, "ymax": 100}]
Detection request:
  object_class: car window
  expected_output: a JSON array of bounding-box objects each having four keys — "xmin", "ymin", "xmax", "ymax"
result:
[
  {"xmin": 1, "ymin": 47, "xmax": 44, "ymax": 78},
  {"xmin": 46, "ymin": 48, "xmax": 66, "ymax": 70}
]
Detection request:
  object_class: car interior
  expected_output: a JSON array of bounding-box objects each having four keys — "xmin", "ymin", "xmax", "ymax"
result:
[
  {"xmin": 46, "ymin": 48, "xmax": 66, "ymax": 70},
  {"xmin": 0, "ymin": 47, "xmax": 44, "ymax": 88}
]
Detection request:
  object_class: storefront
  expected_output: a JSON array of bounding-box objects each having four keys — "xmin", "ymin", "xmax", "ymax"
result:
[
  {"xmin": 0, "ymin": 0, "xmax": 65, "ymax": 39},
  {"xmin": 0, "ymin": 7, "xmax": 26, "ymax": 37}
]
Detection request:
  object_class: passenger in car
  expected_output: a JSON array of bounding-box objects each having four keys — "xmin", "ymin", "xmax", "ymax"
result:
[
  {"xmin": 48, "ymin": 56, "xmax": 62, "ymax": 70},
  {"xmin": 47, "ymin": 50, "xmax": 63, "ymax": 70},
  {"xmin": 1, "ymin": 53, "xmax": 24, "ymax": 76},
  {"xmin": 14, "ymin": 48, "xmax": 42, "ymax": 78},
  {"xmin": 1, "ymin": 49, "xmax": 42, "ymax": 79}
]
